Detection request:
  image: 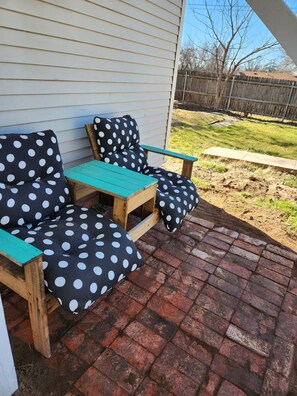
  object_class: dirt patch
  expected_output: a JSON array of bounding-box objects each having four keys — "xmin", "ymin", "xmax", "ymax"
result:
[
  {"xmin": 165, "ymin": 159, "xmax": 297, "ymax": 252},
  {"xmin": 11, "ymin": 337, "xmax": 73, "ymax": 396}
]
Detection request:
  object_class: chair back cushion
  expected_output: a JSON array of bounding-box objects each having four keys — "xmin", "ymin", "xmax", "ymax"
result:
[
  {"xmin": 0, "ymin": 130, "xmax": 71, "ymax": 229},
  {"xmin": 93, "ymin": 115, "xmax": 148, "ymax": 172}
]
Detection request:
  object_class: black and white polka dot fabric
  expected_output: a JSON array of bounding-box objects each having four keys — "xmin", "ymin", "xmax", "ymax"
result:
[
  {"xmin": 0, "ymin": 131, "xmax": 71, "ymax": 228},
  {"xmin": 93, "ymin": 115, "xmax": 148, "ymax": 172},
  {"xmin": 93, "ymin": 115, "xmax": 199, "ymax": 232},
  {"xmin": 8, "ymin": 204, "xmax": 142, "ymax": 313},
  {"xmin": 142, "ymin": 166, "xmax": 199, "ymax": 232},
  {"xmin": 0, "ymin": 131, "xmax": 144, "ymax": 313}
]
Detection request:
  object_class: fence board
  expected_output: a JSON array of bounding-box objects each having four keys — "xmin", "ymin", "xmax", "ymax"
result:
[{"xmin": 175, "ymin": 71, "xmax": 297, "ymax": 121}]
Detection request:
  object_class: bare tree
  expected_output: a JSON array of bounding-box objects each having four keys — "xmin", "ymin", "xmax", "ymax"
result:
[
  {"xmin": 242, "ymin": 58, "xmax": 267, "ymax": 71},
  {"xmin": 179, "ymin": 42, "xmax": 219, "ymax": 72},
  {"xmin": 190, "ymin": 0, "xmax": 278, "ymax": 110},
  {"xmin": 179, "ymin": 44, "xmax": 199, "ymax": 70},
  {"xmin": 275, "ymin": 49, "xmax": 297, "ymax": 73}
]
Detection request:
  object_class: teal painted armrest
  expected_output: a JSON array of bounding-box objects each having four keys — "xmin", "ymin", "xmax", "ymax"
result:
[
  {"xmin": 0, "ymin": 229, "xmax": 42, "ymax": 266},
  {"xmin": 141, "ymin": 145, "xmax": 198, "ymax": 162}
]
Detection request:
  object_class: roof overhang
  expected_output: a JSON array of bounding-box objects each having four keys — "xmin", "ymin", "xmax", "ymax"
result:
[{"xmin": 246, "ymin": 0, "xmax": 297, "ymax": 66}]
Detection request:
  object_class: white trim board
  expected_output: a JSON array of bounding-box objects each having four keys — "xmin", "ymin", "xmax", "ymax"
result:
[{"xmin": 0, "ymin": 295, "xmax": 18, "ymax": 396}]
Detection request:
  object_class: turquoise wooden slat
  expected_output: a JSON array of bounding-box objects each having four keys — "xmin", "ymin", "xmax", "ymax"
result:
[
  {"xmin": 85, "ymin": 160, "xmax": 157, "ymax": 185},
  {"xmin": 65, "ymin": 168, "xmax": 135, "ymax": 198},
  {"xmin": 65, "ymin": 161, "xmax": 157, "ymax": 199},
  {"xmin": 141, "ymin": 145, "xmax": 198, "ymax": 162},
  {"xmin": 0, "ymin": 229, "xmax": 42, "ymax": 266},
  {"xmin": 67, "ymin": 165, "xmax": 137, "ymax": 194},
  {"xmin": 79, "ymin": 161, "xmax": 154, "ymax": 190}
]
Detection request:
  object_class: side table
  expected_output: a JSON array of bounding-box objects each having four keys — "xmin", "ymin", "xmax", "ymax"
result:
[{"xmin": 64, "ymin": 160, "xmax": 160, "ymax": 241}]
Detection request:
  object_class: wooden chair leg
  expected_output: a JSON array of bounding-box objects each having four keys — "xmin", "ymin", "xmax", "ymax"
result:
[
  {"xmin": 68, "ymin": 181, "xmax": 78, "ymax": 203},
  {"xmin": 182, "ymin": 159, "xmax": 194, "ymax": 179},
  {"xmin": 24, "ymin": 257, "xmax": 51, "ymax": 358}
]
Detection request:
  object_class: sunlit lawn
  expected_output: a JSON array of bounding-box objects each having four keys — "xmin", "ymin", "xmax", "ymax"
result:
[
  {"xmin": 170, "ymin": 109, "xmax": 297, "ymax": 159},
  {"xmin": 168, "ymin": 109, "xmax": 297, "ymax": 237}
]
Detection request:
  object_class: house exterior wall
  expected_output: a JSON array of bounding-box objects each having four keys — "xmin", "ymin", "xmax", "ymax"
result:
[{"xmin": 0, "ymin": 0, "xmax": 184, "ymax": 167}]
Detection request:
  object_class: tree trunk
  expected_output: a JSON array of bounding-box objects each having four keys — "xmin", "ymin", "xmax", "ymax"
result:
[
  {"xmin": 214, "ymin": 78, "xmax": 225, "ymax": 111},
  {"xmin": 214, "ymin": 77, "xmax": 229, "ymax": 111},
  {"xmin": 214, "ymin": 93, "xmax": 224, "ymax": 111}
]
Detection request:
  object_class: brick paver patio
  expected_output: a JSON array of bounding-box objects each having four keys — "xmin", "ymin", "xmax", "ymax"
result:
[{"xmin": 2, "ymin": 202, "xmax": 297, "ymax": 395}]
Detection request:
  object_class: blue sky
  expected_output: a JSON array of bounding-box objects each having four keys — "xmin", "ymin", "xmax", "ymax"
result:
[{"xmin": 181, "ymin": 0, "xmax": 297, "ymax": 64}]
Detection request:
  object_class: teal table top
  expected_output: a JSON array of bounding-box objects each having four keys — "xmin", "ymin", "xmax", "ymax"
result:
[{"xmin": 64, "ymin": 160, "xmax": 157, "ymax": 199}]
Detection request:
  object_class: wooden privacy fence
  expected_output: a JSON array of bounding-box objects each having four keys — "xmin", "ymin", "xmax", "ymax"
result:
[{"xmin": 175, "ymin": 71, "xmax": 297, "ymax": 121}]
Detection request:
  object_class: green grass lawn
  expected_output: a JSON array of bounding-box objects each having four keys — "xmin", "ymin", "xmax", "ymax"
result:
[
  {"xmin": 168, "ymin": 109, "xmax": 297, "ymax": 241},
  {"xmin": 170, "ymin": 109, "xmax": 297, "ymax": 159}
]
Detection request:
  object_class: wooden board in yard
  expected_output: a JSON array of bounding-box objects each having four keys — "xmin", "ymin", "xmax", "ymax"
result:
[{"xmin": 203, "ymin": 147, "xmax": 297, "ymax": 171}]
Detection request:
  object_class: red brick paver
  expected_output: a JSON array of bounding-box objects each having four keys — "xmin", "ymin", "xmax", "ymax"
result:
[{"xmin": 3, "ymin": 207, "xmax": 297, "ymax": 395}]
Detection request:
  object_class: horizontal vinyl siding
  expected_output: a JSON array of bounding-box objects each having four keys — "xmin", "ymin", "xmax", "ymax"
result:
[{"xmin": 0, "ymin": 0, "xmax": 183, "ymax": 167}]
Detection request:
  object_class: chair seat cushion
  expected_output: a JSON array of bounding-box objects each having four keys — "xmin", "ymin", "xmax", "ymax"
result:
[
  {"xmin": 7, "ymin": 204, "xmax": 144, "ymax": 313},
  {"xmin": 143, "ymin": 166, "xmax": 199, "ymax": 232}
]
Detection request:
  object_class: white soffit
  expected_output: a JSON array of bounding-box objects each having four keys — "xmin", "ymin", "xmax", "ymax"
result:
[{"xmin": 246, "ymin": 0, "xmax": 297, "ymax": 66}]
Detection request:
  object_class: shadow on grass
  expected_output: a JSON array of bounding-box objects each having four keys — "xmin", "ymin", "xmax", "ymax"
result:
[{"xmin": 227, "ymin": 111, "xmax": 297, "ymax": 127}]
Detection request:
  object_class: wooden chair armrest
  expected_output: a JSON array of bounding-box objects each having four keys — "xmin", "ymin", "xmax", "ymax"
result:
[
  {"xmin": 141, "ymin": 144, "xmax": 197, "ymax": 162},
  {"xmin": 0, "ymin": 229, "xmax": 52, "ymax": 357},
  {"xmin": 0, "ymin": 229, "xmax": 42, "ymax": 266},
  {"xmin": 141, "ymin": 144, "xmax": 197, "ymax": 178}
]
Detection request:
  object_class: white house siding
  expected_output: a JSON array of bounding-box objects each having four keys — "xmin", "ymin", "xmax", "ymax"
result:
[{"xmin": 0, "ymin": 0, "xmax": 184, "ymax": 168}]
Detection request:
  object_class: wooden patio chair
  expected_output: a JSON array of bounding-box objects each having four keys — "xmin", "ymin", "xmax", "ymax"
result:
[
  {"xmin": 85, "ymin": 115, "xmax": 199, "ymax": 233},
  {"xmin": 0, "ymin": 130, "xmax": 144, "ymax": 357}
]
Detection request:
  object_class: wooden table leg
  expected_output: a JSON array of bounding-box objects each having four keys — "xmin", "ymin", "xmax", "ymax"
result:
[
  {"xmin": 113, "ymin": 198, "xmax": 128, "ymax": 229},
  {"xmin": 141, "ymin": 197, "xmax": 156, "ymax": 219},
  {"xmin": 141, "ymin": 184, "xmax": 157, "ymax": 218}
]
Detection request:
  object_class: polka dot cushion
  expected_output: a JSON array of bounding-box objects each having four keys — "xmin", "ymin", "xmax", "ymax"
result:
[
  {"xmin": 0, "ymin": 130, "xmax": 144, "ymax": 313},
  {"xmin": 93, "ymin": 115, "xmax": 148, "ymax": 172},
  {"xmin": 143, "ymin": 166, "xmax": 199, "ymax": 232},
  {"xmin": 7, "ymin": 204, "xmax": 143, "ymax": 313},
  {"xmin": 0, "ymin": 131, "xmax": 71, "ymax": 228},
  {"xmin": 92, "ymin": 115, "xmax": 199, "ymax": 232}
]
